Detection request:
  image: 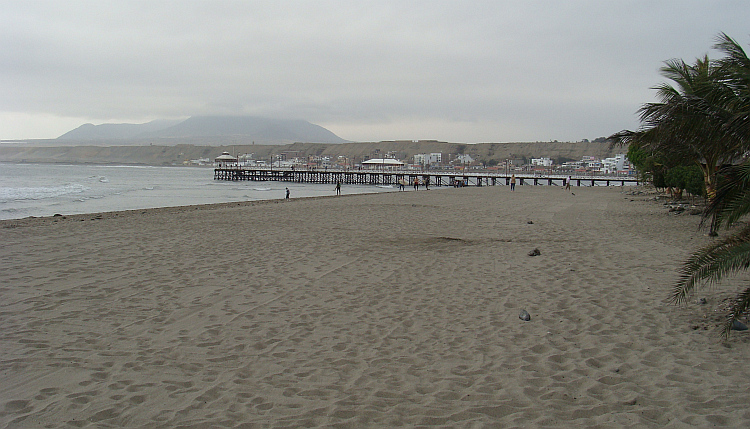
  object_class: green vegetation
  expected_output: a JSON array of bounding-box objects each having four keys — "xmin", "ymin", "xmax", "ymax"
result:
[
  {"xmin": 612, "ymin": 34, "xmax": 750, "ymax": 201},
  {"xmin": 665, "ymin": 165, "xmax": 704, "ymax": 199},
  {"xmin": 614, "ymin": 33, "xmax": 750, "ymax": 337}
]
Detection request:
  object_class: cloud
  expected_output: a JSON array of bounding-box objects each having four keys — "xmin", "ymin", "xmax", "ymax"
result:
[{"xmin": 2, "ymin": 1, "xmax": 750, "ymax": 141}]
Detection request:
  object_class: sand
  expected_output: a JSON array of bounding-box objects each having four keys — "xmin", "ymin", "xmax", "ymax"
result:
[{"xmin": 1, "ymin": 185, "xmax": 749, "ymax": 428}]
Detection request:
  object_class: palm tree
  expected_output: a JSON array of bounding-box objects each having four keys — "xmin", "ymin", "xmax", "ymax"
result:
[
  {"xmin": 612, "ymin": 54, "xmax": 744, "ymax": 200},
  {"xmin": 714, "ymin": 33, "xmax": 750, "ymax": 142},
  {"xmin": 671, "ymin": 34, "xmax": 750, "ymax": 338}
]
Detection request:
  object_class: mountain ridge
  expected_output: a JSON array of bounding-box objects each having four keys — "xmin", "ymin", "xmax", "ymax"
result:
[
  {"xmin": 57, "ymin": 116, "xmax": 348, "ymax": 144},
  {"xmin": 57, "ymin": 119, "xmax": 182, "ymax": 140}
]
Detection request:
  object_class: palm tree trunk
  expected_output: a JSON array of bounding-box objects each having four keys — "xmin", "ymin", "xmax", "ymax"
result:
[
  {"xmin": 701, "ymin": 161, "xmax": 719, "ymax": 236},
  {"xmin": 701, "ymin": 161, "xmax": 718, "ymax": 201}
]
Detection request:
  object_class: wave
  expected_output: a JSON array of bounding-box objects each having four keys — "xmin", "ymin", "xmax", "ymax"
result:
[{"xmin": 0, "ymin": 183, "xmax": 88, "ymax": 203}]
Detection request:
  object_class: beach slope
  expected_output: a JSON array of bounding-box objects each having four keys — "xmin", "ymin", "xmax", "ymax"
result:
[{"xmin": 1, "ymin": 186, "xmax": 748, "ymax": 427}]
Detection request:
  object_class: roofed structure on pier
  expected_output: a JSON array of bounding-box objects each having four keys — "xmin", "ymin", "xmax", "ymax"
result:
[
  {"xmin": 361, "ymin": 158, "xmax": 404, "ymax": 169},
  {"xmin": 214, "ymin": 152, "xmax": 238, "ymax": 167}
]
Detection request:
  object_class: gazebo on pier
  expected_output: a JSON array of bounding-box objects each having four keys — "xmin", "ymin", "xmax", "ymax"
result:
[{"xmin": 214, "ymin": 152, "xmax": 238, "ymax": 168}]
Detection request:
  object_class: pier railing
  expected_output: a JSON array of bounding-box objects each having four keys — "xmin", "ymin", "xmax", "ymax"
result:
[{"xmin": 214, "ymin": 167, "xmax": 639, "ymax": 187}]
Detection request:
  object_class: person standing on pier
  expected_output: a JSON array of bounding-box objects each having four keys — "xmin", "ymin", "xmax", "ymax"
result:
[
  {"xmin": 335, "ymin": 181, "xmax": 341, "ymax": 195},
  {"xmin": 286, "ymin": 187, "xmax": 290, "ymax": 199}
]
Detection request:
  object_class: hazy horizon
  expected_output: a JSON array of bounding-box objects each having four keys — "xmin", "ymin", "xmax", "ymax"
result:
[{"xmin": 2, "ymin": 1, "xmax": 749, "ymax": 143}]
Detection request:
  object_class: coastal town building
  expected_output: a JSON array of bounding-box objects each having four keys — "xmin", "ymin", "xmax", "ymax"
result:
[
  {"xmin": 361, "ymin": 158, "xmax": 405, "ymax": 170},
  {"xmin": 559, "ymin": 154, "xmax": 633, "ymax": 175},
  {"xmin": 531, "ymin": 157, "xmax": 553, "ymax": 167},
  {"xmin": 601, "ymin": 154, "xmax": 631, "ymax": 174},
  {"xmin": 190, "ymin": 157, "xmax": 211, "ymax": 165},
  {"xmin": 454, "ymin": 154, "xmax": 474, "ymax": 164},
  {"xmin": 214, "ymin": 148, "xmax": 633, "ymax": 176},
  {"xmin": 413, "ymin": 152, "xmax": 443, "ymax": 168}
]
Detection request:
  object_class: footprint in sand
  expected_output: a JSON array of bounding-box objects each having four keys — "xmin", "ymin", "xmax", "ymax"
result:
[{"xmin": 4, "ymin": 399, "xmax": 33, "ymax": 414}]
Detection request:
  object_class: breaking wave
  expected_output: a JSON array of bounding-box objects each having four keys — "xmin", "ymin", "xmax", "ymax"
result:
[{"xmin": 0, "ymin": 183, "xmax": 88, "ymax": 203}]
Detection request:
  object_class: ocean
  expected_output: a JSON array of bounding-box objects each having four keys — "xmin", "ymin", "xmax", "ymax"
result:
[{"xmin": 0, "ymin": 163, "xmax": 398, "ymax": 220}]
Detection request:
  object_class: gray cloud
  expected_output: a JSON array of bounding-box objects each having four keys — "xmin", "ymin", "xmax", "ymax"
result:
[{"xmin": 2, "ymin": 1, "xmax": 749, "ymax": 142}]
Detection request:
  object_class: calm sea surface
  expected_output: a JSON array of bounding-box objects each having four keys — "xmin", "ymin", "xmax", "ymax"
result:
[{"xmin": 0, "ymin": 164, "xmax": 398, "ymax": 220}]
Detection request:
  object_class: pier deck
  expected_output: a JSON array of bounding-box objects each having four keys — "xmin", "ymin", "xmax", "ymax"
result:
[{"xmin": 214, "ymin": 168, "xmax": 638, "ymax": 187}]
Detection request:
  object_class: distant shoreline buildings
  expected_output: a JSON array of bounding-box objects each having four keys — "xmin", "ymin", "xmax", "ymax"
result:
[{"xmin": 208, "ymin": 149, "xmax": 634, "ymax": 176}]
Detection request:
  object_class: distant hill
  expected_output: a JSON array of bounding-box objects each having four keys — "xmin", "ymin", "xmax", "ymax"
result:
[
  {"xmin": 57, "ymin": 119, "xmax": 182, "ymax": 140},
  {"xmin": 57, "ymin": 116, "xmax": 348, "ymax": 144}
]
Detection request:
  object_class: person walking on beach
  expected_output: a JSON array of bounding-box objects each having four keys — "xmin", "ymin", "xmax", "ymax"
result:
[
  {"xmin": 565, "ymin": 176, "xmax": 572, "ymax": 191},
  {"xmin": 413, "ymin": 177, "xmax": 419, "ymax": 190},
  {"xmin": 510, "ymin": 174, "xmax": 516, "ymax": 192},
  {"xmin": 285, "ymin": 187, "xmax": 290, "ymax": 199},
  {"xmin": 335, "ymin": 181, "xmax": 341, "ymax": 195},
  {"xmin": 398, "ymin": 178, "xmax": 405, "ymax": 191}
]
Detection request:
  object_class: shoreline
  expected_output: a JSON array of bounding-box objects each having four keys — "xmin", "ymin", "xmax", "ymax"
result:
[
  {"xmin": 0, "ymin": 163, "xmax": 407, "ymax": 221},
  {"xmin": 2, "ymin": 185, "xmax": 748, "ymax": 427},
  {"xmin": 0, "ymin": 192, "xmax": 363, "ymax": 227}
]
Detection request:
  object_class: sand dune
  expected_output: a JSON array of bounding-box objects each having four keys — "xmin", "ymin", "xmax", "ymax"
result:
[{"xmin": 1, "ymin": 186, "xmax": 748, "ymax": 428}]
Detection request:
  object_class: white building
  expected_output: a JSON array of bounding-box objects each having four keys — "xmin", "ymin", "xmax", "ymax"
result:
[
  {"xmin": 361, "ymin": 158, "xmax": 405, "ymax": 170},
  {"xmin": 561, "ymin": 156, "xmax": 607, "ymax": 171},
  {"xmin": 531, "ymin": 157, "xmax": 553, "ymax": 167},
  {"xmin": 561, "ymin": 161, "xmax": 583, "ymax": 170},
  {"xmin": 601, "ymin": 154, "xmax": 630, "ymax": 174},
  {"xmin": 588, "ymin": 160, "xmax": 603, "ymax": 171},
  {"xmin": 414, "ymin": 153, "xmax": 442, "ymax": 167}
]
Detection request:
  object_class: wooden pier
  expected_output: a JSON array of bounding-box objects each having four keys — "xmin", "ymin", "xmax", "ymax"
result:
[{"xmin": 214, "ymin": 167, "xmax": 639, "ymax": 187}]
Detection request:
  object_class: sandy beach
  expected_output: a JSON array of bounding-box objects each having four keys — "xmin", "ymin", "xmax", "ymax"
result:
[{"xmin": 1, "ymin": 185, "xmax": 749, "ymax": 428}]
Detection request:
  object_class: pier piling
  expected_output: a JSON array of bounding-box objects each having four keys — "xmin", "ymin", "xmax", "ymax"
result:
[{"xmin": 214, "ymin": 168, "xmax": 638, "ymax": 188}]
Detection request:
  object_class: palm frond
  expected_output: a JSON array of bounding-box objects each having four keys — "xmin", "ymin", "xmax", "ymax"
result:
[
  {"xmin": 720, "ymin": 286, "xmax": 750, "ymax": 339},
  {"xmin": 714, "ymin": 33, "xmax": 750, "ymax": 74},
  {"xmin": 702, "ymin": 162, "xmax": 750, "ymax": 231},
  {"xmin": 672, "ymin": 223, "xmax": 750, "ymax": 304},
  {"xmin": 713, "ymin": 33, "xmax": 750, "ymax": 142},
  {"xmin": 607, "ymin": 129, "xmax": 636, "ymax": 148}
]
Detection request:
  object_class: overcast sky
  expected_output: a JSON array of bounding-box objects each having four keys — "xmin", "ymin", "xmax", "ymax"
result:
[{"xmin": 2, "ymin": 1, "xmax": 749, "ymax": 143}]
